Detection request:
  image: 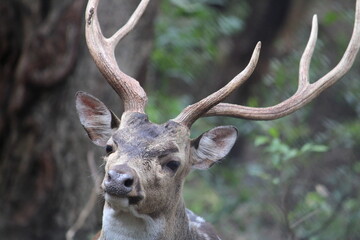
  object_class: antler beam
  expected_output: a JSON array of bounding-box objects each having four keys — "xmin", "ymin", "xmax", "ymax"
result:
[
  {"xmin": 85, "ymin": 0, "xmax": 150, "ymax": 113},
  {"xmin": 175, "ymin": 0, "xmax": 360, "ymax": 125}
]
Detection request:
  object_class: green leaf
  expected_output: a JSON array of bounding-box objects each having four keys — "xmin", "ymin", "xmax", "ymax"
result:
[
  {"xmin": 218, "ymin": 15, "xmax": 243, "ymax": 35},
  {"xmin": 254, "ymin": 136, "xmax": 270, "ymax": 146},
  {"xmin": 301, "ymin": 143, "xmax": 329, "ymax": 153},
  {"xmin": 323, "ymin": 11, "xmax": 339, "ymax": 25},
  {"xmin": 306, "ymin": 192, "xmax": 322, "ymax": 207},
  {"xmin": 268, "ymin": 127, "xmax": 280, "ymax": 138},
  {"xmin": 284, "ymin": 149, "xmax": 298, "ymax": 161},
  {"xmin": 272, "ymin": 177, "xmax": 280, "ymax": 185},
  {"xmin": 310, "ymin": 145, "xmax": 329, "ymax": 153},
  {"xmin": 271, "ymin": 155, "xmax": 281, "ymax": 168}
]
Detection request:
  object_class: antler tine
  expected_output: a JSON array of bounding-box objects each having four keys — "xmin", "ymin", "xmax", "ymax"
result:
[
  {"xmin": 173, "ymin": 42, "xmax": 262, "ymax": 127},
  {"xmin": 203, "ymin": 14, "xmax": 320, "ymax": 120},
  {"xmin": 298, "ymin": 15, "xmax": 318, "ymax": 90},
  {"xmin": 85, "ymin": 0, "xmax": 150, "ymax": 113},
  {"xmin": 187, "ymin": 0, "xmax": 360, "ymax": 122}
]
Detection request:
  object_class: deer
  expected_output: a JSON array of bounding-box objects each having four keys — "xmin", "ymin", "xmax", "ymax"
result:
[{"xmin": 75, "ymin": 0, "xmax": 360, "ymax": 239}]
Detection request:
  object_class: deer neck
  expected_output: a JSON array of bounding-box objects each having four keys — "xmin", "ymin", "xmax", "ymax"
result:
[{"xmin": 100, "ymin": 198, "xmax": 191, "ymax": 240}]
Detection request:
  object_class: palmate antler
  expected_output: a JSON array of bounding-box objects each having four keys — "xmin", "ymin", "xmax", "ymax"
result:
[{"xmin": 85, "ymin": 0, "xmax": 360, "ymax": 127}]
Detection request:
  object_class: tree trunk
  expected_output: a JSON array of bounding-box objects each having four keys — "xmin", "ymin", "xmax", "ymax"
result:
[{"xmin": 0, "ymin": 0, "xmax": 157, "ymax": 239}]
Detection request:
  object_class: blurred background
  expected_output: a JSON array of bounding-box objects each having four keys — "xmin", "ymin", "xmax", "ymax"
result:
[{"xmin": 1, "ymin": 0, "xmax": 360, "ymax": 239}]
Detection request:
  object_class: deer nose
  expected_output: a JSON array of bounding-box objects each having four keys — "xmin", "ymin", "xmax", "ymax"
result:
[
  {"xmin": 106, "ymin": 170, "xmax": 134, "ymax": 193},
  {"xmin": 104, "ymin": 164, "xmax": 137, "ymax": 197}
]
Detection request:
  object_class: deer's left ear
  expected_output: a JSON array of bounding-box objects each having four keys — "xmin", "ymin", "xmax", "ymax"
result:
[{"xmin": 190, "ymin": 126, "xmax": 238, "ymax": 169}]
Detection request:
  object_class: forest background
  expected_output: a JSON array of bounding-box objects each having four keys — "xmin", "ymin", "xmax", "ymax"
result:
[{"xmin": 1, "ymin": 0, "xmax": 359, "ymax": 239}]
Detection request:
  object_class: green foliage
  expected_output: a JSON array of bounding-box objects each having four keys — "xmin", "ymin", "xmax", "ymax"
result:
[
  {"xmin": 322, "ymin": 11, "xmax": 340, "ymax": 25},
  {"xmin": 151, "ymin": 0, "xmax": 245, "ymax": 85},
  {"xmin": 183, "ymin": 171, "xmax": 223, "ymax": 219},
  {"xmin": 253, "ymin": 134, "xmax": 328, "ymax": 171},
  {"xmin": 149, "ymin": 0, "xmax": 360, "ymax": 239},
  {"xmin": 147, "ymin": 90, "xmax": 185, "ymax": 123},
  {"xmin": 250, "ymin": 132, "xmax": 330, "ymax": 236}
]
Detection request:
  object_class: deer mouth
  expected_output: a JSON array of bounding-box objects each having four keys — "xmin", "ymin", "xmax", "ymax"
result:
[
  {"xmin": 102, "ymin": 183, "xmax": 144, "ymax": 207},
  {"xmin": 103, "ymin": 183, "xmax": 144, "ymax": 204},
  {"xmin": 102, "ymin": 183, "xmax": 144, "ymax": 208},
  {"xmin": 128, "ymin": 195, "xmax": 144, "ymax": 205},
  {"xmin": 104, "ymin": 191, "xmax": 144, "ymax": 210}
]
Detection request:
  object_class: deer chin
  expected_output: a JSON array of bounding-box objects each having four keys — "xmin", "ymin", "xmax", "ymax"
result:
[{"xmin": 104, "ymin": 193, "xmax": 144, "ymax": 211}]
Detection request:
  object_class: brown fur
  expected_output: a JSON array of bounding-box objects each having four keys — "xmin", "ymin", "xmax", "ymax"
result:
[{"xmin": 76, "ymin": 96, "xmax": 237, "ymax": 240}]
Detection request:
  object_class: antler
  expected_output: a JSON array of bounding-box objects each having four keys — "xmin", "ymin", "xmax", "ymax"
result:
[
  {"xmin": 174, "ymin": 0, "xmax": 360, "ymax": 127},
  {"xmin": 85, "ymin": 0, "xmax": 150, "ymax": 113}
]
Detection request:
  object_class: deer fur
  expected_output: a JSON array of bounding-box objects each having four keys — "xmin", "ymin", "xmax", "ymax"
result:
[{"xmin": 76, "ymin": 92, "xmax": 236, "ymax": 240}]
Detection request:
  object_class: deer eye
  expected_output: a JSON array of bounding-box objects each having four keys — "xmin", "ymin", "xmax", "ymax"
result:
[
  {"xmin": 165, "ymin": 160, "xmax": 180, "ymax": 172},
  {"xmin": 105, "ymin": 145, "xmax": 114, "ymax": 155}
]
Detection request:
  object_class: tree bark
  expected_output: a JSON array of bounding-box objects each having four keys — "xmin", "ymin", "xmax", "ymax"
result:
[{"xmin": 0, "ymin": 0, "xmax": 157, "ymax": 239}]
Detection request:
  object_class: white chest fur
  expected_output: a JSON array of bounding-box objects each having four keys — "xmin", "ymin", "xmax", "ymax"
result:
[{"xmin": 101, "ymin": 206, "xmax": 164, "ymax": 240}]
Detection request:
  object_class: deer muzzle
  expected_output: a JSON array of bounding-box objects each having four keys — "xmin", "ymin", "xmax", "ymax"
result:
[{"xmin": 103, "ymin": 164, "xmax": 143, "ymax": 204}]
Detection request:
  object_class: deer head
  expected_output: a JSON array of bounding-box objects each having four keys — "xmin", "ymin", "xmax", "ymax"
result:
[
  {"xmin": 76, "ymin": 0, "xmax": 360, "ymax": 239},
  {"xmin": 76, "ymin": 92, "xmax": 237, "ymax": 211}
]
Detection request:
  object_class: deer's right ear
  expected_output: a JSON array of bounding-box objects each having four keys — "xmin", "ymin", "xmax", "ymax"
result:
[{"xmin": 75, "ymin": 91, "xmax": 120, "ymax": 146}]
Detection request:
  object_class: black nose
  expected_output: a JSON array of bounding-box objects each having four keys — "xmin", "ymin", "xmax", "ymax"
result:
[{"xmin": 104, "ymin": 164, "xmax": 136, "ymax": 197}]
